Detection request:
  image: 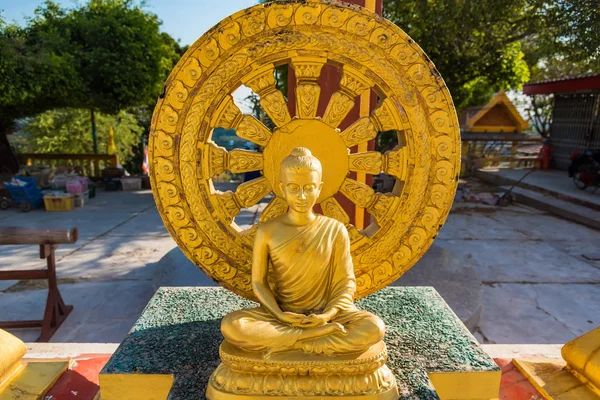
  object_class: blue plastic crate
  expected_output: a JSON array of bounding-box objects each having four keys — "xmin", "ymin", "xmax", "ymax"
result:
[{"xmin": 4, "ymin": 176, "xmax": 43, "ymax": 207}]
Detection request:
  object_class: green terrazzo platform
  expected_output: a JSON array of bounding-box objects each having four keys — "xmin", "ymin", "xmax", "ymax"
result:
[{"xmin": 100, "ymin": 287, "xmax": 499, "ymax": 399}]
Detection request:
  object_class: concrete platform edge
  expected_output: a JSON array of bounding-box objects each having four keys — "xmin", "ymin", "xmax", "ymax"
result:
[{"xmin": 23, "ymin": 343, "xmax": 564, "ymax": 361}]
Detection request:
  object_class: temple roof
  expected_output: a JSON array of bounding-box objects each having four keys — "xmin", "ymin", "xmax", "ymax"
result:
[{"xmin": 459, "ymin": 90, "xmax": 528, "ymax": 133}]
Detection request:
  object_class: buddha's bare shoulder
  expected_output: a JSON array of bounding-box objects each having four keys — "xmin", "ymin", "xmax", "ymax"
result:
[
  {"xmin": 256, "ymin": 214, "xmax": 292, "ymax": 239},
  {"xmin": 318, "ymin": 214, "xmax": 346, "ymax": 229}
]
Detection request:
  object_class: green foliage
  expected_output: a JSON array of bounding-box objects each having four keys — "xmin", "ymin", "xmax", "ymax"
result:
[
  {"xmin": 383, "ymin": 0, "xmax": 600, "ymax": 108},
  {"xmin": 526, "ymin": 94, "xmax": 553, "ymax": 138},
  {"xmin": 0, "ymin": 0, "xmax": 182, "ymax": 135},
  {"xmin": 0, "ymin": 4, "xmax": 82, "ymax": 133},
  {"xmin": 523, "ymin": 1, "xmax": 600, "ymax": 81},
  {"xmin": 42, "ymin": 0, "xmax": 173, "ymax": 114},
  {"xmin": 384, "ymin": 0, "xmax": 539, "ymax": 109},
  {"xmin": 13, "ymin": 108, "xmax": 144, "ymax": 163}
]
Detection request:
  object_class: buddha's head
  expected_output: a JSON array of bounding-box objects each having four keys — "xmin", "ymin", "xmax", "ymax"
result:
[{"xmin": 280, "ymin": 147, "xmax": 323, "ymax": 213}]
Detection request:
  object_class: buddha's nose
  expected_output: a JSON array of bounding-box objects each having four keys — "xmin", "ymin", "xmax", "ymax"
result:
[{"xmin": 299, "ymin": 191, "xmax": 307, "ymax": 200}]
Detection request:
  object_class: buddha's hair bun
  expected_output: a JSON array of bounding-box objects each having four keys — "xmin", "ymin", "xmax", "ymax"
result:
[
  {"xmin": 280, "ymin": 147, "xmax": 322, "ymax": 177},
  {"xmin": 290, "ymin": 147, "xmax": 313, "ymax": 157}
]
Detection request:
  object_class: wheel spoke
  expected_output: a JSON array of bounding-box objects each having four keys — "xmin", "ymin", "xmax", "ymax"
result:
[
  {"xmin": 235, "ymin": 176, "xmax": 272, "ymax": 208},
  {"xmin": 261, "ymin": 91, "xmax": 291, "ymax": 128},
  {"xmin": 236, "ymin": 115, "xmax": 272, "ymax": 147},
  {"xmin": 320, "ymin": 197, "xmax": 350, "ymax": 224},
  {"xmin": 340, "ymin": 117, "xmax": 378, "ymax": 147},
  {"xmin": 339, "ymin": 177, "xmax": 375, "ymax": 208},
  {"xmin": 322, "ymin": 92, "xmax": 356, "ymax": 128},
  {"xmin": 383, "ymin": 145, "xmax": 409, "ymax": 180},
  {"xmin": 205, "ymin": 142, "xmax": 227, "ymax": 178},
  {"xmin": 212, "ymin": 95, "xmax": 243, "ymax": 129},
  {"xmin": 323, "ymin": 66, "xmax": 373, "ymax": 128},
  {"xmin": 349, "ymin": 151, "xmax": 383, "ymax": 175},
  {"xmin": 259, "ymin": 196, "xmax": 288, "ymax": 223},
  {"xmin": 228, "ymin": 150, "xmax": 264, "ymax": 174},
  {"xmin": 292, "ymin": 57, "xmax": 325, "ymax": 118},
  {"xmin": 216, "ymin": 191, "xmax": 241, "ymax": 224},
  {"xmin": 371, "ymin": 98, "xmax": 404, "ymax": 132},
  {"xmin": 367, "ymin": 193, "xmax": 399, "ymax": 226},
  {"xmin": 243, "ymin": 64, "xmax": 291, "ymax": 127}
]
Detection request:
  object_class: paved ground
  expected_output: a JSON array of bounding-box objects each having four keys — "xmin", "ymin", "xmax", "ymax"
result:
[
  {"xmin": 1, "ymin": 183, "xmax": 599, "ymax": 344},
  {"xmin": 437, "ymin": 203, "xmax": 600, "ymax": 344},
  {"xmin": 479, "ymin": 167, "xmax": 600, "ymax": 207}
]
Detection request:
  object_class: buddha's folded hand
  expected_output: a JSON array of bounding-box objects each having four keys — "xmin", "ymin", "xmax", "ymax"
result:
[
  {"xmin": 278, "ymin": 311, "xmax": 305, "ymax": 327},
  {"xmin": 300, "ymin": 313, "xmax": 329, "ymax": 328}
]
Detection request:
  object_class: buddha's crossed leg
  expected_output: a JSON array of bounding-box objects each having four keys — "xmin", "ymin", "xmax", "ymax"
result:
[{"xmin": 221, "ymin": 306, "xmax": 385, "ymax": 357}]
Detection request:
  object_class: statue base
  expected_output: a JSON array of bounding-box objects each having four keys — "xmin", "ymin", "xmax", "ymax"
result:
[
  {"xmin": 100, "ymin": 287, "xmax": 501, "ymax": 400},
  {"xmin": 207, "ymin": 341, "xmax": 398, "ymax": 399}
]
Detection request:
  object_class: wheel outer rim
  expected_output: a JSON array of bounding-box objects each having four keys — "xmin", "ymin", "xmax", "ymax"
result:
[{"xmin": 149, "ymin": 0, "xmax": 461, "ymax": 300}]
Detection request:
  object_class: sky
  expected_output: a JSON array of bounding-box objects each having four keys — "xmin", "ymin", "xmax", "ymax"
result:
[{"xmin": 0, "ymin": 0, "xmax": 257, "ymax": 46}]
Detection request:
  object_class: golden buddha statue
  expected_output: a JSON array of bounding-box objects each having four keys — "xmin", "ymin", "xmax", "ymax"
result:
[{"xmin": 208, "ymin": 148, "xmax": 398, "ymax": 399}]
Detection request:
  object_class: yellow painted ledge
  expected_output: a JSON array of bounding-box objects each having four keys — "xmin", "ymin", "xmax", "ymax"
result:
[
  {"xmin": 0, "ymin": 361, "xmax": 69, "ymax": 400},
  {"xmin": 429, "ymin": 369, "xmax": 501, "ymax": 400},
  {"xmin": 513, "ymin": 357, "xmax": 599, "ymax": 400},
  {"xmin": 513, "ymin": 326, "xmax": 600, "ymax": 400},
  {"xmin": 99, "ymin": 373, "xmax": 174, "ymax": 400}
]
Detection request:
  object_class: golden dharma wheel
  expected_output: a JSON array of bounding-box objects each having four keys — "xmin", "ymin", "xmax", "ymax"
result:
[{"xmin": 149, "ymin": 0, "xmax": 460, "ymax": 300}]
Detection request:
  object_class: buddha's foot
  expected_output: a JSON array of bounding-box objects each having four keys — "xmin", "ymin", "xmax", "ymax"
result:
[
  {"xmin": 262, "ymin": 323, "xmax": 348, "ymax": 360},
  {"xmin": 300, "ymin": 322, "xmax": 348, "ymax": 341}
]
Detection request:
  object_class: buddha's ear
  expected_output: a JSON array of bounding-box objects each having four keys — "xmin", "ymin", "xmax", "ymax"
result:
[{"xmin": 318, "ymin": 181, "xmax": 324, "ymax": 191}]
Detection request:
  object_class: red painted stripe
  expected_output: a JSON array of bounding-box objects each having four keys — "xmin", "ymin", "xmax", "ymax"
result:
[
  {"xmin": 44, "ymin": 355, "xmax": 111, "ymax": 400},
  {"xmin": 495, "ymin": 358, "xmax": 545, "ymax": 400},
  {"xmin": 42, "ymin": 354, "xmax": 545, "ymax": 399},
  {"xmin": 523, "ymin": 75, "xmax": 600, "ymax": 95}
]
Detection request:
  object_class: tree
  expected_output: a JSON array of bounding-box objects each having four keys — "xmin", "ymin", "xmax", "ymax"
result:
[
  {"xmin": 522, "ymin": 1, "xmax": 600, "ymax": 82},
  {"xmin": 0, "ymin": 5, "xmax": 82, "ymax": 135},
  {"xmin": 383, "ymin": 0, "xmax": 543, "ymax": 109},
  {"xmin": 59, "ymin": 0, "xmax": 177, "ymax": 152},
  {"xmin": 0, "ymin": 0, "xmax": 181, "ymax": 154},
  {"xmin": 518, "ymin": 1, "xmax": 599, "ymax": 138},
  {"xmin": 525, "ymin": 94, "xmax": 553, "ymax": 138},
  {"xmin": 13, "ymin": 108, "xmax": 144, "ymax": 163}
]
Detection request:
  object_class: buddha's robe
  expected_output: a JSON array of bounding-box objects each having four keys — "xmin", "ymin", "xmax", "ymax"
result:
[{"xmin": 221, "ymin": 216, "xmax": 384, "ymax": 355}]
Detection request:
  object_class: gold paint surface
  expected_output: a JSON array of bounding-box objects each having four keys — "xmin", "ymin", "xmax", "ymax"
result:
[
  {"xmin": 428, "ymin": 370, "xmax": 501, "ymax": 400},
  {"xmin": 0, "ymin": 361, "xmax": 68, "ymax": 400},
  {"xmin": 513, "ymin": 327, "xmax": 600, "ymax": 400},
  {"xmin": 149, "ymin": 0, "xmax": 461, "ymax": 300},
  {"xmin": 99, "ymin": 373, "xmax": 174, "ymax": 400},
  {"xmin": 208, "ymin": 341, "xmax": 398, "ymax": 398},
  {"xmin": 0, "ymin": 330, "xmax": 26, "ymax": 386},
  {"xmin": 513, "ymin": 358, "xmax": 600, "ymax": 400},
  {"xmin": 263, "ymin": 119, "xmax": 349, "ymax": 202},
  {"xmin": 212, "ymin": 148, "xmax": 397, "ymax": 397}
]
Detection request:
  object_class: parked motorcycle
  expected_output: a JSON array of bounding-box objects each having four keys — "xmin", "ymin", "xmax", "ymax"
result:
[{"xmin": 569, "ymin": 149, "xmax": 600, "ymax": 191}]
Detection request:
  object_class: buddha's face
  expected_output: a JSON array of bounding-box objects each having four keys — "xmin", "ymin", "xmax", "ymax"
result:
[{"xmin": 280, "ymin": 169, "xmax": 323, "ymax": 213}]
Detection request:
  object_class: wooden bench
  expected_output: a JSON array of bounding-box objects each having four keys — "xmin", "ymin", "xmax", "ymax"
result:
[{"xmin": 0, "ymin": 227, "xmax": 77, "ymax": 342}]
